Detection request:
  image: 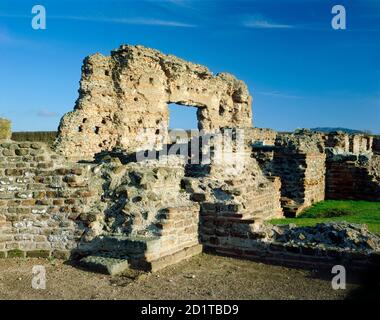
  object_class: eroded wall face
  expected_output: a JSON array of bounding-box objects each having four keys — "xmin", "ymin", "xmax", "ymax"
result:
[
  {"xmin": 324, "ymin": 132, "xmax": 373, "ymax": 155},
  {"xmin": 266, "ymin": 132, "xmax": 327, "ymax": 216},
  {"xmin": 0, "ymin": 141, "xmax": 102, "ymax": 258},
  {"xmin": 326, "ymin": 155, "xmax": 380, "ymax": 201},
  {"xmin": 55, "ymin": 45, "xmax": 252, "ymax": 161}
]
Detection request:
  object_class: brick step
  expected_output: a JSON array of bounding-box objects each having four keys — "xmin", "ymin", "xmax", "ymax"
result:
[
  {"xmin": 201, "ymin": 202, "xmax": 241, "ymax": 213},
  {"xmin": 200, "ymin": 212, "xmax": 244, "ymax": 218},
  {"xmin": 201, "ymin": 215, "xmax": 256, "ymax": 224}
]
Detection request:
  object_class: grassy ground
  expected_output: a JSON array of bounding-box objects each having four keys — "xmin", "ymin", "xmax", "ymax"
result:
[{"xmin": 270, "ymin": 200, "xmax": 380, "ymax": 234}]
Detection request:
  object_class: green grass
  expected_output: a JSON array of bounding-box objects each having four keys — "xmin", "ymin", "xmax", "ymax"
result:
[{"xmin": 270, "ymin": 200, "xmax": 380, "ymax": 234}]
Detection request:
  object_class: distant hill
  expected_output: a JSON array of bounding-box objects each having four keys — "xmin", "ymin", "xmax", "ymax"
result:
[{"xmin": 310, "ymin": 127, "xmax": 371, "ymax": 134}]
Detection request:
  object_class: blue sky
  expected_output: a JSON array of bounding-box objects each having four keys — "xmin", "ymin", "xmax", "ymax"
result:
[{"xmin": 0, "ymin": 0, "xmax": 379, "ymax": 133}]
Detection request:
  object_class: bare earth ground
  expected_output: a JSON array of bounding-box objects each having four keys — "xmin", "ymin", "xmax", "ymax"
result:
[{"xmin": 0, "ymin": 253, "xmax": 366, "ymax": 300}]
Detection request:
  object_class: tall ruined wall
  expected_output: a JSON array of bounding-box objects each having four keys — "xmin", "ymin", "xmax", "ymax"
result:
[{"xmin": 54, "ymin": 45, "xmax": 253, "ymax": 161}]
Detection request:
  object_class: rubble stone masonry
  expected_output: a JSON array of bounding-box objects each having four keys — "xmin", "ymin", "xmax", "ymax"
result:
[
  {"xmin": 54, "ymin": 45, "xmax": 252, "ymax": 160},
  {"xmin": 0, "ymin": 141, "xmax": 100, "ymax": 258},
  {"xmin": 1, "ymin": 45, "xmax": 380, "ymax": 273}
]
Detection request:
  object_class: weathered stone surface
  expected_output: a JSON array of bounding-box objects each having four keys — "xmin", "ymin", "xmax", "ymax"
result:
[
  {"xmin": 54, "ymin": 45, "xmax": 252, "ymax": 160},
  {"xmin": 79, "ymin": 255, "xmax": 130, "ymax": 275},
  {"xmin": 326, "ymin": 154, "xmax": 380, "ymax": 201},
  {"xmin": 1, "ymin": 45, "xmax": 380, "ymax": 273},
  {"xmin": 272, "ymin": 222, "xmax": 380, "ymax": 252}
]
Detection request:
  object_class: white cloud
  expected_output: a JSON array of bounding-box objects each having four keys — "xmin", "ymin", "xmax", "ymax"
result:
[
  {"xmin": 0, "ymin": 29, "xmax": 29, "ymax": 46},
  {"xmin": 0, "ymin": 12, "xmax": 197, "ymax": 28},
  {"xmin": 256, "ymin": 91, "xmax": 303, "ymax": 99},
  {"xmin": 37, "ymin": 110, "xmax": 60, "ymax": 118},
  {"xmin": 243, "ymin": 16, "xmax": 293, "ymax": 29},
  {"xmin": 166, "ymin": 0, "xmax": 191, "ymax": 6},
  {"xmin": 52, "ymin": 15, "xmax": 197, "ymax": 28}
]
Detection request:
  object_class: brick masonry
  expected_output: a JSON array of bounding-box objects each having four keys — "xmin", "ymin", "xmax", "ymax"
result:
[
  {"xmin": 0, "ymin": 141, "xmax": 100, "ymax": 259},
  {"xmin": 1, "ymin": 45, "xmax": 379, "ymax": 272},
  {"xmin": 326, "ymin": 155, "xmax": 380, "ymax": 201},
  {"xmin": 204, "ymin": 240, "xmax": 380, "ymax": 272}
]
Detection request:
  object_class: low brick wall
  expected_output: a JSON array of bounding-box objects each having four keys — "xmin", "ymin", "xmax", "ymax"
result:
[
  {"xmin": 0, "ymin": 141, "xmax": 100, "ymax": 259},
  {"xmin": 205, "ymin": 241, "xmax": 380, "ymax": 272},
  {"xmin": 326, "ymin": 157, "xmax": 380, "ymax": 201},
  {"xmin": 146, "ymin": 205, "xmax": 201, "ymax": 270}
]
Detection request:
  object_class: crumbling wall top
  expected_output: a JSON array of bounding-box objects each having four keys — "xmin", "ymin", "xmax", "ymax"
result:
[
  {"xmin": 54, "ymin": 45, "xmax": 253, "ymax": 161},
  {"xmin": 275, "ymin": 129, "xmax": 325, "ymax": 154}
]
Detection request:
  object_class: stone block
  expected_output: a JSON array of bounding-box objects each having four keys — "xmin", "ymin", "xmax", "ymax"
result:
[
  {"xmin": 52, "ymin": 250, "xmax": 71, "ymax": 260},
  {"xmin": 7, "ymin": 249, "xmax": 25, "ymax": 258},
  {"xmin": 79, "ymin": 255, "xmax": 130, "ymax": 276},
  {"xmin": 26, "ymin": 250, "xmax": 51, "ymax": 258}
]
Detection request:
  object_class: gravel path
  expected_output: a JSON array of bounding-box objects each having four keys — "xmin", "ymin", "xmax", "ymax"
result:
[{"xmin": 0, "ymin": 253, "xmax": 366, "ymax": 300}]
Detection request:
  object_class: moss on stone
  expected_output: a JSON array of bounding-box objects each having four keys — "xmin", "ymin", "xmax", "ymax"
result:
[
  {"xmin": 26, "ymin": 250, "xmax": 51, "ymax": 258},
  {"xmin": 7, "ymin": 249, "xmax": 25, "ymax": 258}
]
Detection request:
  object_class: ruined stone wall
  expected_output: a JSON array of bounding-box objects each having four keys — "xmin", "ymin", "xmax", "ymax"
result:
[
  {"xmin": 324, "ymin": 132, "xmax": 373, "ymax": 155},
  {"xmin": 324, "ymin": 132, "xmax": 350, "ymax": 153},
  {"xmin": 144, "ymin": 205, "xmax": 202, "ymax": 271},
  {"xmin": 0, "ymin": 138, "xmax": 202, "ymax": 266},
  {"xmin": 373, "ymin": 137, "xmax": 380, "ymax": 154},
  {"xmin": 246, "ymin": 128, "xmax": 277, "ymax": 146},
  {"xmin": 182, "ymin": 134, "xmax": 283, "ymax": 251},
  {"xmin": 326, "ymin": 155, "xmax": 380, "ymax": 201},
  {"xmin": 251, "ymin": 145, "xmax": 275, "ymax": 176},
  {"xmin": 269, "ymin": 132, "xmax": 326, "ymax": 216},
  {"xmin": 198, "ymin": 175, "xmax": 282, "ymax": 251},
  {"xmin": 304, "ymin": 154, "xmax": 326, "ymax": 205},
  {"xmin": 55, "ymin": 45, "xmax": 252, "ymax": 160},
  {"xmin": 0, "ymin": 141, "xmax": 101, "ymax": 258},
  {"xmin": 205, "ymin": 229, "xmax": 380, "ymax": 273}
]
